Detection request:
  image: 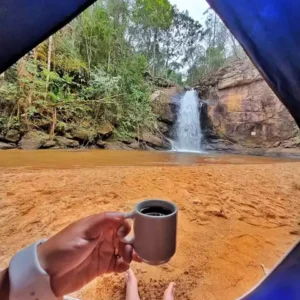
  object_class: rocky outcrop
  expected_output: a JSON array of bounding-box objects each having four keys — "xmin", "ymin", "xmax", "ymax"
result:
[
  {"xmin": 96, "ymin": 139, "xmax": 106, "ymax": 149},
  {"xmin": 104, "ymin": 141, "xmax": 131, "ymax": 150},
  {"xmin": 98, "ymin": 124, "xmax": 114, "ymax": 139},
  {"xmin": 5, "ymin": 129, "xmax": 20, "ymax": 143},
  {"xmin": 19, "ymin": 131, "xmax": 49, "ymax": 150},
  {"xmin": 196, "ymin": 59, "xmax": 299, "ymax": 148},
  {"xmin": 140, "ymin": 132, "xmax": 171, "ymax": 149},
  {"xmin": 55, "ymin": 136, "xmax": 80, "ymax": 148},
  {"xmin": 151, "ymin": 87, "xmax": 180, "ymax": 140},
  {"xmin": 128, "ymin": 141, "xmax": 140, "ymax": 150},
  {"xmin": 42, "ymin": 140, "xmax": 57, "ymax": 149},
  {"xmin": 0, "ymin": 142, "xmax": 16, "ymax": 150},
  {"xmin": 71, "ymin": 128, "xmax": 93, "ymax": 143},
  {"xmin": 152, "ymin": 90, "xmax": 177, "ymax": 125}
]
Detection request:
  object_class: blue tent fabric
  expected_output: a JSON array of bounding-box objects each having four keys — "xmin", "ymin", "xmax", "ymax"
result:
[
  {"xmin": 1, "ymin": 2, "xmax": 300, "ymax": 300},
  {"xmin": 0, "ymin": 0, "xmax": 97, "ymax": 73},
  {"xmin": 238, "ymin": 240, "xmax": 300, "ymax": 300},
  {"xmin": 206, "ymin": 0, "xmax": 300, "ymax": 127}
]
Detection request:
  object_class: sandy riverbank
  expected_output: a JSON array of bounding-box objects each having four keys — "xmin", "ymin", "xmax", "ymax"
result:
[{"xmin": 0, "ymin": 151, "xmax": 299, "ymax": 299}]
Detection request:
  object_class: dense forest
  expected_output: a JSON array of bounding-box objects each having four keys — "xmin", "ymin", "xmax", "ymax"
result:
[{"xmin": 0, "ymin": 0, "xmax": 245, "ymax": 148}]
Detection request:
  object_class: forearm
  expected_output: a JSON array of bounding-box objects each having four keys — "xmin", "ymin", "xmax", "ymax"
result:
[{"xmin": 0, "ymin": 269, "xmax": 10, "ymax": 300}]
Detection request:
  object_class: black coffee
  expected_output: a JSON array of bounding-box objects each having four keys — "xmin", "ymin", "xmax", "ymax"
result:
[{"xmin": 140, "ymin": 206, "xmax": 172, "ymax": 216}]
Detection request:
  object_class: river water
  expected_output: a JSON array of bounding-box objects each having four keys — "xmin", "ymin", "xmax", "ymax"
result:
[{"xmin": 0, "ymin": 149, "xmax": 295, "ymax": 169}]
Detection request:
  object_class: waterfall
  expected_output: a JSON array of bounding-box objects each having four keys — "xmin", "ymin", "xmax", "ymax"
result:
[{"xmin": 174, "ymin": 90, "xmax": 202, "ymax": 152}]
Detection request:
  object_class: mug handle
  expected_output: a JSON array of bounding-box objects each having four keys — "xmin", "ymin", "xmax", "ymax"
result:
[
  {"xmin": 125, "ymin": 211, "xmax": 136, "ymax": 219},
  {"xmin": 122, "ymin": 211, "xmax": 136, "ymax": 244}
]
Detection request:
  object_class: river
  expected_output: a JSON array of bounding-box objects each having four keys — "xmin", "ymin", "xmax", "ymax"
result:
[
  {"xmin": 0, "ymin": 150, "xmax": 300, "ymax": 299},
  {"xmin": 0, "ymin": 149, "xmax": 294, "ymax": 168}
]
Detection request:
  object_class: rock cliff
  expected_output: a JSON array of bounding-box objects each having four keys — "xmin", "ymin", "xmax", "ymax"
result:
[{"xmin": 196, "ymin": 59, "xmax": 300, "ymax": 150}]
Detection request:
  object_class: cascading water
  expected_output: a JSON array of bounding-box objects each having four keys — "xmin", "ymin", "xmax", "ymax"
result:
[{"xmin": 173, "ymin": 90, "xmax": 203, "ymax": 152}]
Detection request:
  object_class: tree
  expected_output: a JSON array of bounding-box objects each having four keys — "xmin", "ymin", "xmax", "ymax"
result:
[
  {"xmin": 45, "ymin": 36, "xmax": 53, "ymax": 94},
  {"xmin": 160, "ymin": 8, "xmax": 205, "ymax": 73},
  {"xmin": 132, "ymin": 0, "xmax": 173, "ymax": 75},
  {"xmin": 186, "ymin": 9, "xmax": 245, "ymax": 84},
  {"xmin": 76, "ymin": 4, "xmax": 113, "ymax": 74}
]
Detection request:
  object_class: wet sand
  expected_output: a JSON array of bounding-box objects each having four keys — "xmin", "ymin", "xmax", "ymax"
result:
[{"xmin": 0, "ymin": 150, "xmax": 300, "ymax": 299}]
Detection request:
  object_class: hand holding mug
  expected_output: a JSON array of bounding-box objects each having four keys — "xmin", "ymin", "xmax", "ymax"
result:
[
  {"xmin": 1, "ymin": 204, "xmax": 178, "ymax": 300},
  {"xmin": 38, "ymin": 212, "xmax": 138, "ymax": 297}
]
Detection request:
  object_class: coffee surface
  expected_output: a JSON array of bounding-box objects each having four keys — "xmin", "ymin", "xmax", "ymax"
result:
[{"xmin": 140, "ymin": 206, "xmax": 172, "ymax": 216}]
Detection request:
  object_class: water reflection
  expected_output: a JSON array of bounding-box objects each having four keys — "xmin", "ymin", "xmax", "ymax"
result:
[{"xmin": 0, "ymin": 149, "xmax": 295, "ymax": 169}]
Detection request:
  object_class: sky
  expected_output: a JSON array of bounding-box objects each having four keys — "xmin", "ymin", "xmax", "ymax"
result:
[{"xmin": 169, "ymin": 0, "xmax": 210, "ymax": 24}]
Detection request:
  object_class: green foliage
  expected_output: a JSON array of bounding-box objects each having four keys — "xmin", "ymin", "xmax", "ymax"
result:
[
  {"xmin": 0, "ymin": 82, "xmax": 19, "ymax": 100},
  {"xmin": 205, "ymin": 47, "xmax": 226, "ymax": 70},
  {"xmin": 2, "ymin": 0, "xmax": 228, "ymax": 139},
  {"xmin": 133, "ymin": 0, "xmax": 173, "ymax": 30},
  {"xmin": 83, "ymin": 68, "xmax": 121, "ymax": 100},
  {"xmin": 56, "ymin": 121, "xmax": 67, "ymax": 133},
  {"xmin": 54, "ymin": 31, "xmax": 87, "ymax": 72},
  {"xmin": 75, "ymin": 3, "xmax": 123, "ymax": 74},
  {"xmin": 186, "ymin": 9, "xmax": 246, "ymax": 85},
  {"xmin": 112, "ymin": 54, "xmax": 156, "ymax": 136},
  {"xmin": 166, "ymin": 69, "xmax": 183, "ymax": 85}
]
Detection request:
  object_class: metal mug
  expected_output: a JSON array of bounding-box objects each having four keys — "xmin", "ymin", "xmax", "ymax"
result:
[{"xmin": 125, "ymin": 199, "xmax": 178, "ymax": 265}]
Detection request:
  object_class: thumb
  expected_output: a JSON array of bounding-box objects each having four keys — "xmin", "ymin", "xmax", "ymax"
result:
[{"xmin": 84, "ymin": 212, "xmax": 125, "ymax": 240}]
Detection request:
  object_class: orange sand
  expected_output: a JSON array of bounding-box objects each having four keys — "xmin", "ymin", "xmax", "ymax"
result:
[{"xmin": 0, "ymin": 150, "xmax": 299, "ymax": 300}]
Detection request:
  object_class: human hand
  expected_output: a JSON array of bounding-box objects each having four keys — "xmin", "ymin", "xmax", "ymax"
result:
[{"xmin": 37, "ymin": 212, "xmax": 137, "ymax": 297}]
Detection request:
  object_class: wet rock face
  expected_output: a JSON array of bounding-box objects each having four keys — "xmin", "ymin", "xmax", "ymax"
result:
[
  {"xmin": 151, "ymin": 87, "xmax": 181, "ymax": 140},
  {"xmin": 196, "ymin": 59, "xmax": 298, "ymax": 147}
]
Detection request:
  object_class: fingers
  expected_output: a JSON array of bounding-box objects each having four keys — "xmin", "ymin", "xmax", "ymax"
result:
[
  {"xmin": 117, "ymin": 219, "xmax": 135, "ymax": 264},
  {"xmin": 114, "ymin": 257, "xmax": 131, "ymax": 273},
  {"xmin": 117, "ymin": 221, "xmax": 131, "ymax": 239},
  {"xmin": 133, "ymin": 251, "xmax": 142, "ymax": 263},
  {"xmin": 84, "ymin": 212, "xmax": 126, "ymax": 240},
  {"xmin": 118, "ymin": 240, "xmax": 142, "ymax": 264},
  {"xmin": 121, "ymin": 245, "xmax": 133, "ymax": 264}
]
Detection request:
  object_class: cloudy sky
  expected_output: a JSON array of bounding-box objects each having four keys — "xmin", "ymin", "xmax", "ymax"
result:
[{"xmin": 169, "ymin": 0, "xmax": 210, "ymax": 23}]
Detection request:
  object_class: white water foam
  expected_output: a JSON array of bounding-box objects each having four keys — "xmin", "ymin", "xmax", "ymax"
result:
[{"xmin": 173, "ymin": 90, "xmax": 203, "ymax": 152}]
